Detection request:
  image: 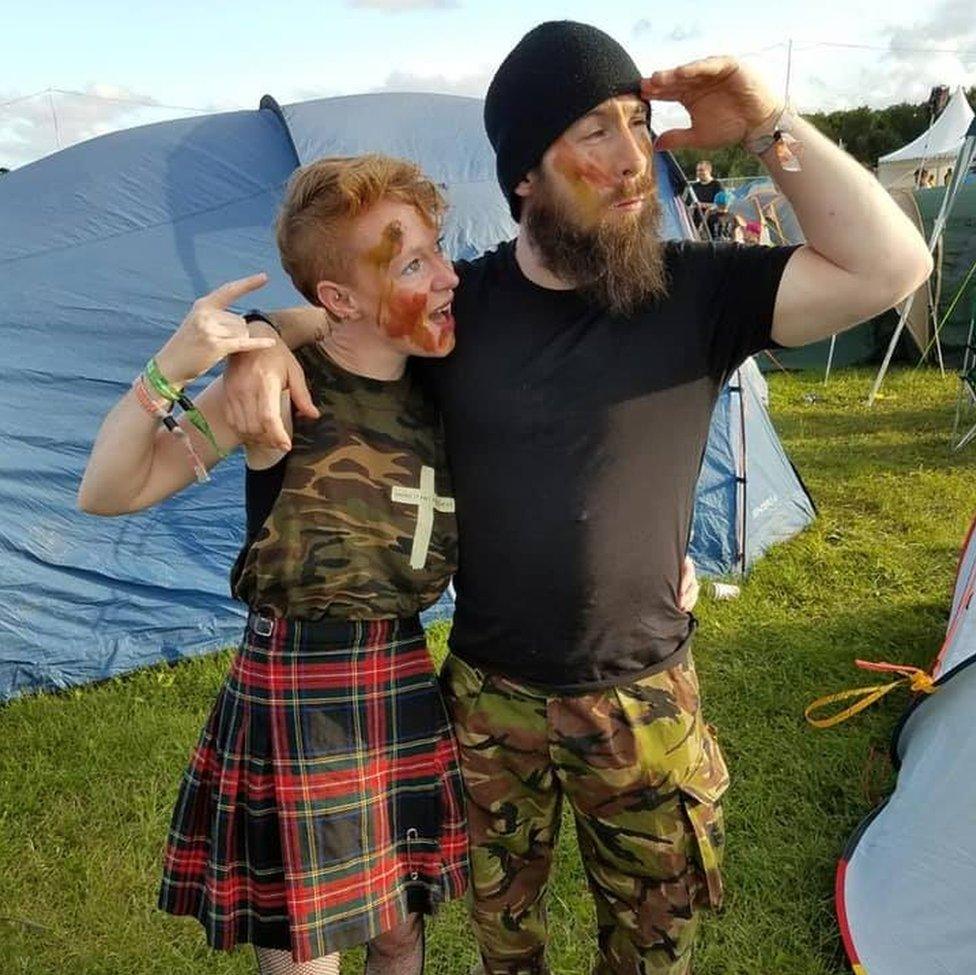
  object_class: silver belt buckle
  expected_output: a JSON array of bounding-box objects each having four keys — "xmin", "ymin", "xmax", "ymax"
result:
[{"xmin": 251, "ymin": 613, "xmax": 275, "ymax": 637}]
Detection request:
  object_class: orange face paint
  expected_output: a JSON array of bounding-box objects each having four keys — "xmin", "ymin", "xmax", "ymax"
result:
[
  {"xmin": 362, "ymin": 219, "xmax": 451, "ymax": 354},
  {"xmin": 549, "ymin": 141, "xmax": 612, "ymax": 220},
  {"xmin": 548, "ymin": 100, "xmax": 653, "ymax": 222},
  {"xmin": 364, "ymin": 220, "xmax": 404, "ymax": 269},
  {"xmin": 382, "ymin": 285, "xmax": 438, "ymax": 352}
]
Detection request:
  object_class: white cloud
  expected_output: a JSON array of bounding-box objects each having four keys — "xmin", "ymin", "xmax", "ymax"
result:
[
  {"xmin": 800, "ymin": 0, "xmax": 976, "ymax": 111},
  {"xmin": 347, "ymin": 0, "xmax": 458, "ymax": 10},
  {"xmin": 0, "ymin": 83, "xmax": 209, "ymax": 169},
  {"xmin": 633, "ymin": 19, "xmax": 702, "ymax": 42},
  {"xmin": 884, "ymin": 0, "xmax": 975, "ymax": 49},
  {"xmin": 280, "ymin": 85, "xmax": 343, "ymax": 104},
  {"xmin": 667, "ymin": 24, "xmax": 703, "ymax": 43},
  {"xmin": 372, "ymin": 68, "xmax": 492, "ymax": 98}
]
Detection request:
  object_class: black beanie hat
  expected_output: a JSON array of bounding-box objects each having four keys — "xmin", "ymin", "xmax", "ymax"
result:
[{"xmin": 485, "ymin": 21, "xmax": 643, "ymax": 220}]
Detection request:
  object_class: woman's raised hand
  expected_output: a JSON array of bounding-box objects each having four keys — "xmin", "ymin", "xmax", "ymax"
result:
[{"xmin": 154, "ymin": 273, "xmax": 277, "ymax": 386}]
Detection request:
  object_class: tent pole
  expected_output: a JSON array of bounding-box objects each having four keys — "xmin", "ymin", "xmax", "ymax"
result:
[
  {"xmin": 824, "ymin": 334, "xmax": 837, "ymax": 385},
  {"xmin": 952, "ymin": 295, "xmax": 976, "ymax": 447},
  {"xmin": 932, "ymin": 253, "xmax": 946, "ymax": 376},
  {"xmin": 735, "ymin": 368, "xmax": 748, "ymax": 574},
  {"xmin": 868, "ymin": 295, "xmax": 915, "ymax": 405},
  {"xmin": 934, "ymin": 331, "xmax": 946, "ymax": 377},
  {"xmin": 867, "ymin": 126, "xmax": 975, "ymax": 405},
  {"xmin": 951, "ymin": 315, "xmax": 973, "ymax": 437}
]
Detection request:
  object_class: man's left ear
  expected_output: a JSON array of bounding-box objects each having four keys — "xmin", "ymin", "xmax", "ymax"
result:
[{"xmin": 514, "ymin": 171, "xmax": 535, "ymax": 200}]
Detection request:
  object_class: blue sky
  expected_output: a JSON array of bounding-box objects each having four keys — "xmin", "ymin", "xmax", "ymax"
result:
[{"xmin": 2, "ymin": 0, "xmax": 973, "ymax": 167}]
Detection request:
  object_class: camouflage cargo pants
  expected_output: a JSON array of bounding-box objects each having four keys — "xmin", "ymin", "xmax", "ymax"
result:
[{"xmin": 440, "ymin": 653, "xmax": 729, "ymax": 975}]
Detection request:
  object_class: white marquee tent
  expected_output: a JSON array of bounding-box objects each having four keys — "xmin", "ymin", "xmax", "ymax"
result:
[{"xmin": 878, "ymin": 87, "xmax": 974, "ymax": 188}]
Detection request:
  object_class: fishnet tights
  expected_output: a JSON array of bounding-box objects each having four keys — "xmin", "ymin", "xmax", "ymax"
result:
[
  {"xmin": 254, "ymin": 915, "xmax": 424, "ymax": 974},
  {"xmin": 254, "ymin": 947, "xmax": 341, "ymax": 974}
]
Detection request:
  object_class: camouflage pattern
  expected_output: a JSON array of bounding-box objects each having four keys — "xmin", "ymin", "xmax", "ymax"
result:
[
  {"xmin": 232, "ymin": 347, "xmax": 456, "ymax": 618},
  {"xmin": 441, "ymin": 653, "xmax": 728, "ymax": 975}
]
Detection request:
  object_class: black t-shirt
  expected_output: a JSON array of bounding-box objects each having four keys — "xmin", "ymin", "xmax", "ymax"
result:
[
  {"xmin": 245, "ymin": 455, "xmax": 287, "ymax": 543},
  {"xmin": 416, "ymin": 239, "xmax": 797, "ymax": 691},
  {"xmin": 691, "ymin": 178, "xmax": 724, "ymax": 205}
]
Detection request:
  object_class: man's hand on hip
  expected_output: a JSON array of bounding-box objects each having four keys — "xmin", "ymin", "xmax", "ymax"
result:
[{"xmin": 678, "ymin": 555, "xmax": 700, "ymax": 614}]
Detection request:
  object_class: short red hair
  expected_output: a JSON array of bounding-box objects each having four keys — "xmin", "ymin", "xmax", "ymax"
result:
[{"xmin": 276, "ymin": 154, "xmax": 447, "ymax": 305}]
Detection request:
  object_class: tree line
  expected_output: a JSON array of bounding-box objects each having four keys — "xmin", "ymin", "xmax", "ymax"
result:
[{"xmin": 671, "ymin": 86, "xmax": 976, "ymax": 178}]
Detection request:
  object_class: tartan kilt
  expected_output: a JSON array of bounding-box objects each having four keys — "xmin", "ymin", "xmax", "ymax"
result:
[{"xmin": 158, "ymin": 612, "xmax": 469, "ymax": 962}]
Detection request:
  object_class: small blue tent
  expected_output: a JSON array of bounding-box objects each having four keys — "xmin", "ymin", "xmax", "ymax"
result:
[
  {"xmin": 691, "ymin": 357, "xmax": 816, "ymax": 577},
  {"xmin": 0, "ymin": 93, "xmax": 814, "ymax": 701}
]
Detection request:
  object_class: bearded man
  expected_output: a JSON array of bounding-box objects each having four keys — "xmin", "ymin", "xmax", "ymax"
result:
[{"xmin": 224, "ymin": 21, "xmax": 931, "ymax": 975}]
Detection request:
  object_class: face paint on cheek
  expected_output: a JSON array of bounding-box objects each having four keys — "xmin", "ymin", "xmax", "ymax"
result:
[
  {"xmin": 550, "ymin": 140, "xmax": 616, "ymax": 221},
  {"xmin": 383, "ymin": 285, "xmax": 441, "ymax": 353},
  {"xmin": 551, "ymin": 141, "xmax": 617, "ymax": 188},
  {"xmin": 549, "ymin": 103, "xmax": 654, "ymax": 219}
]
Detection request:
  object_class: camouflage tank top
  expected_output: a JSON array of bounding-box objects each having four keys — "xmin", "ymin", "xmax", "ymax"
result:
[{"xmin": 231, "ymin": 345, "xmax": 457, "ymax": 620}]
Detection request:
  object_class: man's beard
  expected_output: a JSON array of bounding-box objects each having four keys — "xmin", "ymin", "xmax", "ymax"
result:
[{"xmin": 524, "ymin": 171, "xmax": 668, "ymax": 317}]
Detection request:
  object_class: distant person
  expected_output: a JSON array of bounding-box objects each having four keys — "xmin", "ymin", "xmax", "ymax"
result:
[
  {"xmin": 705, "ymin": 190, "xmax": 743, "ymax": 241},
  {"xmin": 689, "ymin": 159, "xmax": 725, "ymax": 234},
  {"xmin": 691, "ymin": 158, "xmax": 725, "ymax": 207},
  {"xmin": 742, "ymin": 219, "xmax": 765, "ymax": 244}
]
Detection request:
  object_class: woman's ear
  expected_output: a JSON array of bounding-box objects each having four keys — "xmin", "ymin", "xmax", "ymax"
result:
[{"xmin": 315, "ymin": 280, "xmax": 357, "ymax": 322}]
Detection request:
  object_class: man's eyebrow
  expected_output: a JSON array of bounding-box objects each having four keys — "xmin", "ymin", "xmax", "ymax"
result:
[
  {"xmin": 577, "ymin": 101, "xmax": 648, "ymax": 127},
  {"xmin": 579, "ymin": 106, "xmax": 611, "ymax": 124}
]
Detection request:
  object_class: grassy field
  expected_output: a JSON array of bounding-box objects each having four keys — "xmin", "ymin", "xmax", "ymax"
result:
[{"xmin": 2, "ymin": 366, "xmax": 974, "ymax": 975}]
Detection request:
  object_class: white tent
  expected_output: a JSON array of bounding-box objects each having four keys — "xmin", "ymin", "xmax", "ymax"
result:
[
  {"xmin": 837, "ymin": 516, "xmax": 976, "ymax": 975},
  {"xmin": 878, "ymin": 87, "xmax": 974, "ymax": 188}
]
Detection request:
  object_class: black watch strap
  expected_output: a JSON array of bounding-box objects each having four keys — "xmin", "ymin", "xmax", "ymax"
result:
[{"xmin": 242, "ymin": 309, "xmax": 281, "ymax": 335}]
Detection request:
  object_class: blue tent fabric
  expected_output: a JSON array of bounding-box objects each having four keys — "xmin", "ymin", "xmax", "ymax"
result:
[
  {"xmin": 0, "ymin": 93, "xmax": 811, "ymax": 701},
  {"xmin": 690, "ymin": 358, "xmax": 816, "ymax": 577},
  {"xmin": 0, "ymin": 107, "xmax": 305, "ymax": 700}
]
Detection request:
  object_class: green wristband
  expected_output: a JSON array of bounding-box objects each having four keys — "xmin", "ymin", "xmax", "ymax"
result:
[
  {"xmin": 144, "ymin": 357, "xmax": 228, "ymax": 460},
  {"xmin": 144, "ymin": 357, "xmax": 184, "ymax": 402}
]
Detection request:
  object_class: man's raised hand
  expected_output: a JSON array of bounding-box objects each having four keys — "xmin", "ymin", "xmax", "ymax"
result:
[
  {"xmin": 642, "ymin": 57, "xmax": 780, "ymax": 153},
  {"xmin": 154, "ymin": 273, "xmax": 277, "ymax": 387}
]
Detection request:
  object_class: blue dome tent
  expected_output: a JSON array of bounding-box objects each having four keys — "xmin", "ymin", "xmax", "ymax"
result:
[{"xmin": 0, "ymin": 92, "xmax": 814, "ymax": 701}]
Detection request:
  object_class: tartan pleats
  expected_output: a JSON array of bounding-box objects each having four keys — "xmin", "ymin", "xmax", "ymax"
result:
[{"xmin": 158, "ymin": 614, "xmax": 468, "ymax": 961}]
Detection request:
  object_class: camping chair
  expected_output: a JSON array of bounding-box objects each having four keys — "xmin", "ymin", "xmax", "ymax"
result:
[
  {"xmin": 681, "ymin": 182, "xmax": 711, "ymax": 241},
  {"xmin": 951, "ymin": 291, "xmax": 976, "ymax": 451}
]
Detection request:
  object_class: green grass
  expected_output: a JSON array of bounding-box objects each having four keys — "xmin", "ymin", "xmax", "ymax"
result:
[{"xmin": 2, "ymin": 366, "xmax": 974, "ymax": 975}]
